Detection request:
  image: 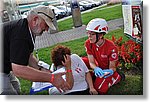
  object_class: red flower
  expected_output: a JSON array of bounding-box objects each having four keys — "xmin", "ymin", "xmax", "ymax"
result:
[{"xmin": 112, "ymin": 35, "xmax": 143, "ymax": 70}]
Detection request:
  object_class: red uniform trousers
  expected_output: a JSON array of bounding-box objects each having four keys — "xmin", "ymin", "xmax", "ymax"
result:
[{"xmin": 82, "ymin": 56, "xmax": 121, "ymax": 94}]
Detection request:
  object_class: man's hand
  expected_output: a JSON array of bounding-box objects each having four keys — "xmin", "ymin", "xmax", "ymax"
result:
[
  {"xmin": 51, "ymin": 72, "xmax": 70, "ymax": 92},
  {"xmin": 94, "ymin": 67, "xmax": 104, "ymax": 77}
]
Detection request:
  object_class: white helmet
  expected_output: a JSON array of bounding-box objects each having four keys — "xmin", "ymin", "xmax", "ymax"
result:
[{"xmin": 86, "ymin": 18, "xmax": 108, "ymax": 34}]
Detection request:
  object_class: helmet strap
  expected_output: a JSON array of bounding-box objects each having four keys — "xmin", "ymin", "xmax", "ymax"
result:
[
  {"xmin": 95, "ymin": 32, "xmax": 105, "ymax": 44},
  {"xmin": 95, "ymin": 33, "xmax": 100, "ymax": 43}
]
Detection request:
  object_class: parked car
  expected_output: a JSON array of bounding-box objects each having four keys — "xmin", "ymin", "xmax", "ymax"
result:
[
  {"xmin": 85, "ymin": 1, "xmax": 96, "ymax": 7},
  {"xmin": 81, "ymin": 1, "xmax": 93, "ymax": 7},
  {"xmin": 87, "ymin": 0, "xmax": 101, "ymax": 7},
  {"xmin": 79, "ymin": 6, "xmax": 85, "ymax": 11},
  {"xmin": 49, "ymin": 5, "xmax": 66, "ymax": 19},
  {"xmin": 56, "ymin": 5, "xmax": 72, "ymax": 16},
  {"xmin": 79, "ymin": 1, "xmax": 92, "ymax": 10}
]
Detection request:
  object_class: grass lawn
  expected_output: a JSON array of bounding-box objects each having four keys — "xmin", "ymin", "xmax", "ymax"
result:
[
  {"xmin": 19, "ymin": 28, "xmax": 143, "ymax": 95},
  {"xmin": 19, "ymin": 74, "xmax": 143, "ymax": 95},
  {"xmin": 58, "ymin": 4, "xmax": 123, "ymax": 31},
  {"xmin": 107, "ymin": 75, "xmax": 143, "ymax": 95}
]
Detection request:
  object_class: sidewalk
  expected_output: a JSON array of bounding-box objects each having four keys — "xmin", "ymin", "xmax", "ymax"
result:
[{"xmin": 35, "ymin": 18, "xmax": 123, "ymax": 49}]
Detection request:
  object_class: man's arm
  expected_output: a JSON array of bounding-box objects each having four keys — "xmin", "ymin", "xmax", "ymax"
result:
[
  {"xmin": 28, "ymin": 53, "xmax": 51, "ymax": 72},
  {"xmin": 12, "ymin": 63, "xmax": 50, "ymax": 82},
  {"xmin": 12, "ymin": 63, "xmax": 70, "ymax": 91},
  {"xmin": 28, "ymin": 53, "xmax": 39, "ymax": 69}
]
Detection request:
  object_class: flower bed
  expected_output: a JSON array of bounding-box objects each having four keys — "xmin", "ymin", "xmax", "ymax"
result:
[{"xmin": 112, "ymin": 35, "xmax": 143, "ymax": 75}]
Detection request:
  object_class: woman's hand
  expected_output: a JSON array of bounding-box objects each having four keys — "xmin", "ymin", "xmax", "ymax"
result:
[
  {"xmin": 62, "ymin": 54, "xmax": 71, "ymax": 70},
  {"xmin": 89, "ymin": 87, "xmax": 98, "ymax": 95}
]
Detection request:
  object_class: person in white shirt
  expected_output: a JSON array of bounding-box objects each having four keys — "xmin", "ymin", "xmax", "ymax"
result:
[{"xmin": 49, "ymin": 45, "xmax": 98, "ymax": 95}]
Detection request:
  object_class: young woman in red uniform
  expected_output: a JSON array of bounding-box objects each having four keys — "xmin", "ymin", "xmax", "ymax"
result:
[{"xmin": 82, "ymin": 18, "xmax": 124, "ymax": 94}]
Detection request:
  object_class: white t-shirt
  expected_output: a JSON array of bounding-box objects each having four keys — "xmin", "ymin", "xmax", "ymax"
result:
[{"xmin": 49, "ymin": 54, "xmax": 89, "ymax": 95}]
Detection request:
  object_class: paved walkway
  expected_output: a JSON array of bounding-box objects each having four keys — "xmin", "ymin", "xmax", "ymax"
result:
[{"xmin": 35, "ymin": 18, "xmax": 123, "ymax": 49}]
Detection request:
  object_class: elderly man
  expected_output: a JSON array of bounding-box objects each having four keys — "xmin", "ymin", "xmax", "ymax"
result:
[{"xmin": 2, "ymin": 6, "xmax": 70, "ymax": 95}]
